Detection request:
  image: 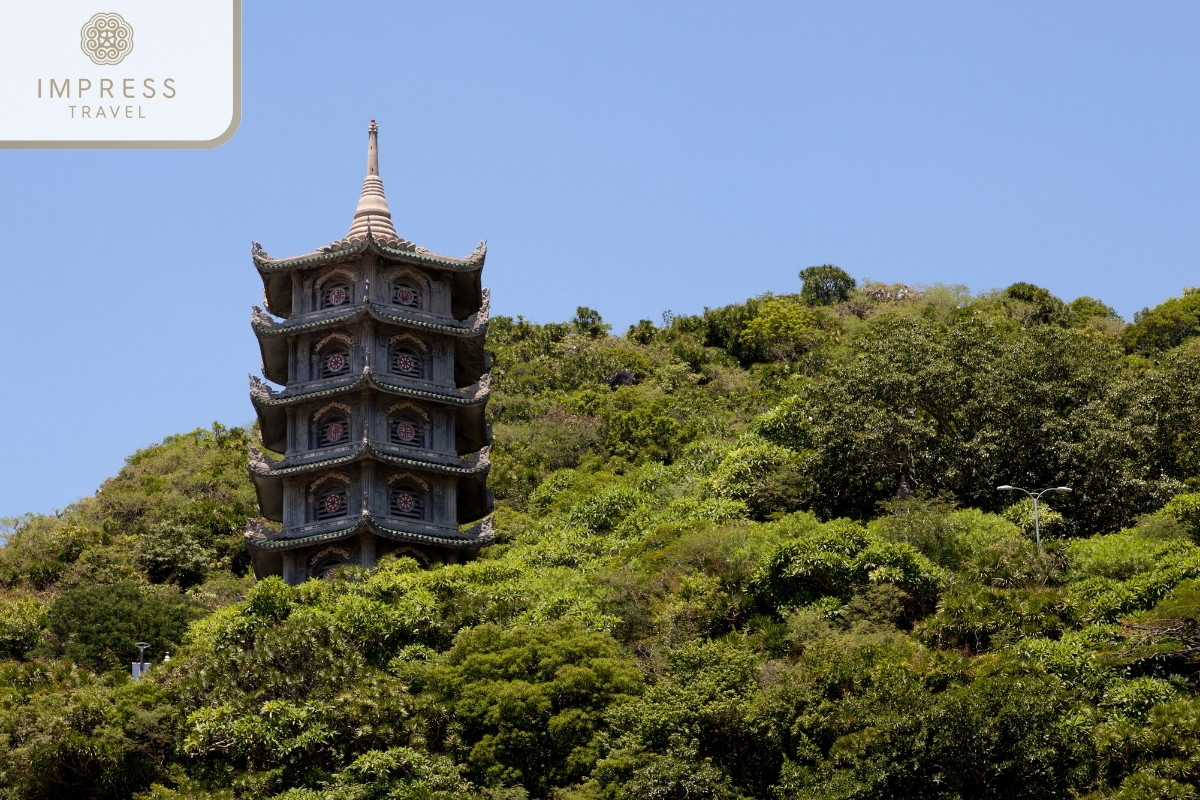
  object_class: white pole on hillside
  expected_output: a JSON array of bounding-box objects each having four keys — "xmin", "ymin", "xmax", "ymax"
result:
[{"xmin": 997, "ymin": 485, "xmax": 1072, "ymax": 552}]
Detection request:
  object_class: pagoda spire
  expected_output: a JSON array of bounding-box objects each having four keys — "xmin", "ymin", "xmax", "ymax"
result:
[{"xmin": 347, "ymin": 120, "xmax": 400, "ymax": 241}]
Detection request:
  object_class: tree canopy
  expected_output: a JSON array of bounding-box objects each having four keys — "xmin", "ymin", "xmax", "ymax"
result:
[{"xmin": 3, "ymin": 279, "xmax": 1200, "ymax": 798}]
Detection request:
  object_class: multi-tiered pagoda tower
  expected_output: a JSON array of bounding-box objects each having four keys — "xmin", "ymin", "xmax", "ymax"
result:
[{"xmin": 244, "ymin": 121, "xmax": 492, "ymax": 583}]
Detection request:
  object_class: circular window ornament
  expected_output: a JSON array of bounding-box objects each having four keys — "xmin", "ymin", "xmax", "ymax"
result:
[
  {"xmin": 396, "ymin": 354, "xmax": 416, "ymax": 373},
  {"xmin": 398, "ymin": 287, "xmax": 415, "ymax": 305},
  {"xmin": 327, "ymin": 353, "xmax": 346, "ymax": 373},
  {"xmin": 396, "ymin": 493, "xmax": 415, "ymax": 512},
  {"xmin": 326, "ymin": 422, "xmax": 345, "ymax": 441},
  {"xmin": 329, "ymin": 287, "xmax": 348, "ymax": 306},
  {"xmin": 396, "ymin": 421, "xmax": 415, "ymax": 442},
  {"xmin": 324, "ymin": 494, "xmax": 343, "ymax": 513},
  {"xmin": 81, "ymin": 13, "xmax": 133, "ymax": 66}
]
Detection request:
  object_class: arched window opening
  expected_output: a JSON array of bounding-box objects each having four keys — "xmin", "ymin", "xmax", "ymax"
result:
[
  {"xmin": 320, "ymin": 280, "xmax": 352, "ymax": 310},
  {"xmin": 390, "ymin": 484, "xmax": 426, "ymax": 521},
  {"xmin": 389, "ymin": 414, "xmax": 426, "ymax": 448},
  {"xmin": 315, "ymin": 483, "xmax": 349, "ymax": 521},
  {"xmin": 317, "ymin": 414, "xmax": 350, "ymax": 448},
  {"xmin": 389, "ymin": 345, "xmax": 423, "ymax": 379},
  {"xmin": 392, "ymin": 280, "xmax": 421, "ymax": 309},
  {"xmin": 320, "ymin": 344, "xmax": 351, "ymax": 379}
]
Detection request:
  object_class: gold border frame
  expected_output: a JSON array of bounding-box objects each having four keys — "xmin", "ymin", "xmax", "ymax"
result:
[{"xmin": 0, "ymin": 0, "xmax": 242, "ymax": 150}]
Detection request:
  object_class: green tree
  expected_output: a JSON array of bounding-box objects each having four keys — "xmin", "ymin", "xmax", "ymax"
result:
[
  {"xmin": 799, "ymin": 265, "xmax": 856, "ymax": 306},
  {"xmin": 1123, "ymin": 288, "xmax": 1200, "ymax": 353},
  {"xmin": 572, "ymin": 307, "xmax": 612, "ymax": 339},
  {"xmin": 423, "ymin": 622, "xmax": 643, "ymax": 797},
  {"xmin": 46, "ymin": 582, "xmax": 200, "ymax": 672},
  {"xmin": 737, "ymin": 297, "xmax": 826, "ymax": 363},
  {"xmin": 1003, "ymin": 282, "xmax": 1070, "ymax": 326}
]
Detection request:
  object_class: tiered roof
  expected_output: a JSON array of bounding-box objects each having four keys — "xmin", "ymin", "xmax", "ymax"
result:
[
  {"xmin": 251, "ymin": 288, "xmax": 490, "ymax": 386},
  {"xmin": 245, "ymin": 121, "xmax": 494, "ymax": 562}
]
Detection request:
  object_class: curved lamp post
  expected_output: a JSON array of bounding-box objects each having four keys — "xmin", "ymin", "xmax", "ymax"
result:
[
  {"xmin": 134, "ymin": 641, "xmax": 150, "ymax": 680},
  {"xmin": 997, "ymin": 485, "xmax": 1071, "ymax": 551}
]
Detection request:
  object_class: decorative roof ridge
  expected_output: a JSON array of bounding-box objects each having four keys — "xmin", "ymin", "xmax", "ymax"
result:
[
  {"xmin": 322, "ymin": 228, "xmax": 415, "ymax": 254},
  {"xmin": 368, "ymin": 302, "xmax": 489, "ymax": 337},
  {"xmin": 249, "ymin": 370, "xmax": 491, "ymax": 408},
  {"xmin": 252, "ymin": 234, "xmax": 486, "ymax": 273},
  {"xmin": 464, "ymin": 287, "xmax": 491, "ymax": 328},
  {"xmin": 244, "ymin": 513, "xmax": 495, "ymax": 550},
  {"xmin": 246, "ymin": 516, "xmax": 281, "ymax": 540},
  {"xmin": 252, "ymin": 304, "xmax": 273, "ymax": 326},
  {"xmin": 248, "ymin": 438, "xmax": 492, "ymax": 478},
  {"xmin": 465, "ymin": 372, "xmax": 492, "ymax": 401},
  {"xmin": 473, "ymin": 444, "xmax": 491, "ymax": 469},
  {"xmin": 248, "ymin": 444, "xmax": 276, "ymax": 472},
  {"xmin": 372, "ymin": 513, "xmax": 495, "ymax": 545},
  {"xmin": 461, "ymin": 514, "xmax": 494, "ymax": 539},
  {"xmin": 252, "ymin": 303, "xmax": 368, "ymax": 336},
  {"xmin": 374, "ymin": 236, "xmax": 485, "ymax": 265},
  {"xmin": 249, "ymin": 373, "xmax": 275, "ymax": 401},
  {"xmin": 245, "ymin": 517, "xmax": 363, "ymax": 547},
  {"xmin": 370, "ymin": 370, "xmax": 493, "ymax": 403}
]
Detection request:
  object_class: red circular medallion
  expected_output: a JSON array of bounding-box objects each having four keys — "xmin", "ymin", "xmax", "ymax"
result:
[
  {"xmin": 396, "ymin": 354, "xmax": 415, "ymax": 373},
  {"xmin": 329, "ymin": 287, "xmax": 347, "ymax": 305},
  {"xmin": 324, "ymin": 493, "xmax": 342, "ymax": 512},
  {"xmin": 326, "ymin": 422, "xmax": 344, "ymax": 441},
  {"xmin": 327, "ymin": 353, "xmax": 346, "ymax": 372},
  {"xmin": 398, "ymin": 288, "xmax": 415, "ymax": 305},
  {"xmin": 396, "ymin": 493, "xmax": 415, "ymax": 512},
  {"xmin": 396, "ymin": 422, "xmax": 415, "ymax": 442}
]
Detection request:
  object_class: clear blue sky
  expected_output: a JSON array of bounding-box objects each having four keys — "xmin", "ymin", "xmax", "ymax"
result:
[{"xmin": 3, "ymin": 1, "xmax": 1199, "ymax": 517}]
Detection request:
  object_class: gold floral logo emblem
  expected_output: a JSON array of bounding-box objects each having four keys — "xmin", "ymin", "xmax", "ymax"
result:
[{"xmin": 80, "ymin": 12, "xmax": 134, "ymax": 66}]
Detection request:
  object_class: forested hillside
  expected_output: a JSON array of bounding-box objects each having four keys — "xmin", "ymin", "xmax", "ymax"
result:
[{"xmin": 5, "ymin": 270, "xmax": 1200, "ymax": 799}]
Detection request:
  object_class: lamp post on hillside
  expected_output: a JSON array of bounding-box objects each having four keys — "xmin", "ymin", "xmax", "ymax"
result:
[
  {"xmin": 133, "ymin": 641, "xmax": 150, "ymax": 681},
  {"xmin": 997, "ymin": 485, "xmax": 1072, "ymax": 552}
]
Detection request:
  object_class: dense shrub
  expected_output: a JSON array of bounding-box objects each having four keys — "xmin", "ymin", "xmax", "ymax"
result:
[
  {"xmin": 46, "ymin": 582, "xmax": 200, "ymax": 672},
  {"xmin": 6, "ymin": 280, "xmax": 1200, "ymax": 798}
]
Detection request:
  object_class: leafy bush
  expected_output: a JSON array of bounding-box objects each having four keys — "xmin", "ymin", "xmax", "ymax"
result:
[
  {"xmin": 754, "ymin": 516, "xmax": 943, "ymax": 610},
  {"xmin": 799, "ymin": 264, "xmax": 856, "ymax": 306},
  {"xmin": 1124, "ymin": 288, "xmax": 1200, "ymax": 353},
  {"xmin": 0, "ymin": 596, "xmax": 46, "ymax": 659},
  {"xmin": 423, "ymin": 622, "xmax": 642, "ymax": 795},
  {"xmin": 6, "ymin": 283, "xmax": 1200, "ymax": 798},
  {"xmin": 46, "ymin": 582, "xmax": 200, "ymax": 671}
]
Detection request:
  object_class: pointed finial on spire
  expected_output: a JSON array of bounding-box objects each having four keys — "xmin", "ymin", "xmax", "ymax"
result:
[
  {"xmin": 367, "ymin": 120, "xmax": 379, "ymax": 177},
  {"xmin": 347, "ymin": 120, "xmax": 399, "ymax": 242}
]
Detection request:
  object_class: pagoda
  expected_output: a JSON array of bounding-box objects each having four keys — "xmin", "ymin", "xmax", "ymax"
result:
[{"xmin": 244, "ymin": 121, "xmax": 492, "ymax": 583}]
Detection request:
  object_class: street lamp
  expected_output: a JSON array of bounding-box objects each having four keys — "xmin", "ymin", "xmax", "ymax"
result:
[
  {"xmin": 997, "ymin": 485, "xmax": 1071, "ymax": 551},
  {"xmin": 133, "ymin": 641, "xmax": 150, "ymax": 681}
]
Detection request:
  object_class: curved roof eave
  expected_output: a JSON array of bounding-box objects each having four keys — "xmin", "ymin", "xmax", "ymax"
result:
[
  {"xmin": 251, "ymin": 299, "xmax": 489, "ymax": 341},
  {"xmin": 248, "ymin": 443, "xmax": 491, "ymax": 480},
  {"xmin": 251, "ymin": 235, "xmax": 487, "ymax": 274},
  {"xmin": 244, "ymin": 514, "xmax": 494, "ymax": 551},
  {"xmin": 249, "ymin": 372, "xmax": 492, "ymax": 410}
]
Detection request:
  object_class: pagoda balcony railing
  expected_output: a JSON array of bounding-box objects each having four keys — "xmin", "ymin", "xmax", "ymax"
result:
[
  {"xmin": 283, "ymin": 369, "xmax": 457, "ymax": 396},
  {"xmin": 252, "ymin": 291, "xmax": 489, "ymax": 338},
  {"xmin": 261, "ymin": 441, "xmax": 491, "ymax": 473},
  {"xmin": 251, "ymin": 372, "xmax": 492, "ymax": 407},
  {"xmin": 252, "ymin": 512, "xmax": 488, "ymax": 547}
]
